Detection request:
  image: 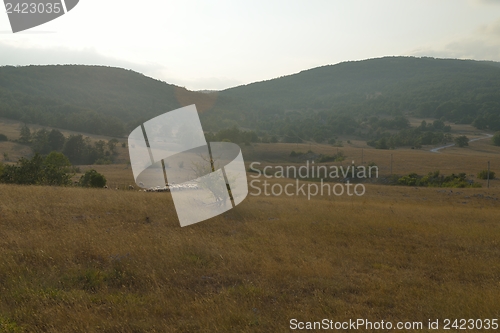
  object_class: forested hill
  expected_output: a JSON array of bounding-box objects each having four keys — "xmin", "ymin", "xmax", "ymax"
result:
[
  {"xmin": 1, "ymin": 57, "xmax": 500, "ymax": 138},
  {"xmin": 0, "ymin": 65, "xmax": 217, "ymax": 136},
  {"xmin": 220, "ymin": 56, "xmax": 500, "ymax": 117}
]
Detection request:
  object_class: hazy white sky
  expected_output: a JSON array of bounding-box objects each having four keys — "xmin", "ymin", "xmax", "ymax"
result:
[{"xmin": 1, "ymin": 0, "xmax": 500, "ymax": 90}]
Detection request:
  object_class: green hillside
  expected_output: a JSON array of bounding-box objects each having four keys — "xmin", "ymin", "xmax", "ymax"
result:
[
  {"xmin": 1, "ymin": 57, "xmax": 500, "ymax": 141},
  {"xmin": 0, "ymin": 65, "xmax": 212, "ymax": 136},
  {"xmin": 219, "ymin": 56, "xmax": 500, "ymax": 123}
]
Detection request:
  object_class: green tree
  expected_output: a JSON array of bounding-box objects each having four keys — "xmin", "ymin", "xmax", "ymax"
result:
[
  {"xmin": 63, "ymin": 135, "xmax": 87, "ymax": 164},
  {"xmin": 79, "ymin": 169, "xmax": 107, "ymax": 188},
  {"xmin": 454, "ymin": 135, "xmax": 469, "ymax": 147},
  {"xmin": 0, "ymin": 154, "xmax": 44, "ymax": 185},
  {"xmin": 48, "ymin": 129, "xmax": 66, "ymax": 151},
  {"xmin": 493, "ymin": 132, "xmax": 500, "ymax": 146},
  {"xmin": 45, "ymin": 152, "xmax": 71, "ymax": 170},
  {"xmin": 32, "ymin": 128, "xmax": 51, "ymax": 154},
  {"xmin": 0, "ymin": 134, "xmax": 7, "ymax": 141},
  {"xmin": 376, "ymin": 137, "xmax": 388, "ymax": 149},
  {"xmin": 107, "ymin": 138, "xmax": 119, "ymax": 155},
  {"xmin": 19, "ymin": 125, "xmax": 31, "ymax": 144}
]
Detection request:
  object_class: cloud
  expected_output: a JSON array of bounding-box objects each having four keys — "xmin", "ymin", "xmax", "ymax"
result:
[
  {"xmin": 0, "ymin": 41, "xmax": 163, "ymax": 75},
  {"xmin": 409, "ymin": 18, "xmax": 500, "ymax": 61},
  {"xmin": 475, "ymin": 0, "xmax": 500, "ymax": 4},
  {"xmin": 0, "ymin": 42, "xmax": 240, "ymax": 90},
  {"xmin": 476, "ymin": 18, "xmax": 500, "ymax": 36}
]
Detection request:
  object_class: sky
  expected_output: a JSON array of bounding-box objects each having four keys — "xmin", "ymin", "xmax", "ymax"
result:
[{"xmin": 1, "ymin": 0, "xmax": 500, "ymax": 90}]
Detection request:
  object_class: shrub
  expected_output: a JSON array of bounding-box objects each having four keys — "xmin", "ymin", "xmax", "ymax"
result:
[
  {"xmin": 44, "ymin": 151, "xmax": 71, "ymax": 172},
  {"xmin": 454, "ymin": 135, "xmax": 469, "ymax": 147},
  {"xmin": 493, "ymin": 132, "xmax": 500, "ymax": 146},
  {"xmin": 79, "ymin": 169, "xmax": 107, "ymax": 188},
  {"xmin": 477, "ymin": 170, "xmax": 495, "ymax": 180},
  {"xmin": 94, "ymin": 158, "xmax": 112, "ymax": 165},
  {"xmin": 397, "ymin": 171, "xmax": 479, "ymax": 188},
  {"xmin": 0, "ymin": 133, "xmax": 7, "ymax": 141},
  {"xmin": 0, "ymin": 153, "xmax": 72, "ymax": 186}
]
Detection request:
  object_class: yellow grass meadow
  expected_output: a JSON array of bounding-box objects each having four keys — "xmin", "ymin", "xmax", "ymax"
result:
[
  {"xmin": 0, "ymin": 178, "xmax": 499, "ymax": 332},
  {"xmin": 0, "ymin": 118, "xmax": 499, "ymax": 331}
]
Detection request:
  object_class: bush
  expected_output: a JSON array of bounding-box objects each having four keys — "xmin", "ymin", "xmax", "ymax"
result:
[
  {"xmin": 0, "ymin": 153, "xmax": 72, "ymax": 186},
  {"xmin": 44, "ymin": 151, "xmax": 71, "ymax": 172},
  {"xmin": 94, "ymin": 158, "xmax": 112, "ymax": 165},
  {"xmin": 397, "ymin": 171, "xmax": 479, "ymax": 188},
  {"xmin": 454, "ymin": 135, "xmax": 469, "ymax": 147},
  {"xmin": 79, "ymin": 169, "xmax": 107, "ymax": 188},
  {"xmin": 0, "ymin": 134, "xmax": 7, "ymax": 141},
  {"xmin": 477, "ymin": 170, "xmax": 495, "ymax": 180},
  {"xmin": 493, "ymin": 132, "xmax": 500, "ymax": 146},
  {"xmin": 318, "ymin": 152, "xmax": 345, "ymax": 163}
]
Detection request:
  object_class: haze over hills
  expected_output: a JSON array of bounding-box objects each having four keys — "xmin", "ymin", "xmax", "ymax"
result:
[{"xmin": 1, "ymin": 56, "xmax": 500, "ymax": 139}]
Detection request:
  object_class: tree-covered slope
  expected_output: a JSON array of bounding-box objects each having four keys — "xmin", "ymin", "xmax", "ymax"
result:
[
  {"xmin": 1, "ymin": 57, "xmax": 500, "ymax": 138},
  {"xmin": 0, "ymin": 65, "xmax": 215, "ymax": 136},
  {"xmin": 220, "ymin": 56, "xmax": 500, "ymax": 115},
  {"xmin": 214, "ymin": 56, "xmax": 500, "ymax": 133}
]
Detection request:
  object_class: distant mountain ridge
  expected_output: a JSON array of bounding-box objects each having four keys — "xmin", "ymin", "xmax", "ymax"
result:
[
  {"xmin": 1, "ymin": 56, "xmax": 500, "ymax": 137},
  {"xmin": 220, "ymin": 56, "xmax": 500, "ymax": 111}
]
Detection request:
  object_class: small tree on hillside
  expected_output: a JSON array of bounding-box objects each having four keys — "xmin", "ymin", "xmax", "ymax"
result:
[
  {"xmin": 454, "ymin": 135, "xmax": 469, "ymax": 147},
  {"xmin": 493, "ymin": 132, "xmax": 500, "ymax": 146},
  {"xmin": 107, "ymin": 139, "xmax": 119, "ymax": 155},
  {"xmin": 19, "ymin": 125, "xmax": 31, "ymax": 144}
]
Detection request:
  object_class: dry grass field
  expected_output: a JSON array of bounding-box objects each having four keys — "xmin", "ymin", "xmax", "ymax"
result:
[
  {"xmin": 0, "ymin": 118, "xmax": 499, "ymax": 331},
  {"xmin": 0, "ymin": 181, "xmax": 499, "ymax": 332}
]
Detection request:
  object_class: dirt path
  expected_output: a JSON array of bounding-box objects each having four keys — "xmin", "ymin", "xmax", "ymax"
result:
[{"xmin": 430, "ymin": 134, "xmax": 493, "ymax": 153}]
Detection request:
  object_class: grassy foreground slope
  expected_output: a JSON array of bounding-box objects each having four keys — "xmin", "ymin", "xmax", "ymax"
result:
[{"xmin": 0, "ymin": 182, "xmax": 498, "ymax": 332}]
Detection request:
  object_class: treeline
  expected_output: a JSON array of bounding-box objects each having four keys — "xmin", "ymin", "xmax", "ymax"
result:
[
  {"xmin": 19, "ymin": 125, "xmax": 119, "ymax": 165},
  {"xmin": 0, "ymin": 152, "xmax": 72, "ymax": 186},
  {"xmin": 2, "ymin": 58, "xmax": 500, "ymax": 139},
  {"xmin": 241, "ymin": 111, "xmax": 361, "ymax": 144},
  {"xmin": 207, "ymin": 114, "xmax": 424, "ymax": 146},
  {"xmin": 418, "ymin": 101, "xmax": 500, "ymax": 131},
  {"xmin": 204, "ymin": 126, "xmax": 259, "ymax": 144},
  {"xmin": 0, "ymin": 152, "xmax": 107, "ymax": 187},
  {"xmin": 0, "ymin": 94, "xmax": 126, "ymax": 136},
  {"xmin": 367, "ymin": 120, "xmax": 452, "ymax": 149},
  {"xmin": 397, "ymin": 171, "xmax": 480, "ymax": 188}
]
